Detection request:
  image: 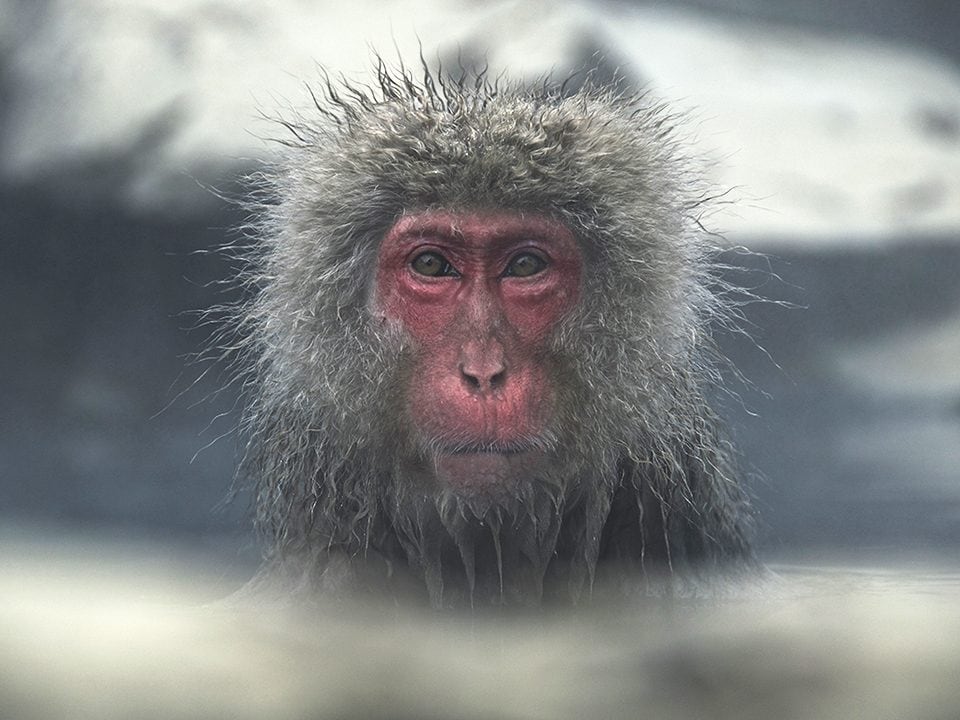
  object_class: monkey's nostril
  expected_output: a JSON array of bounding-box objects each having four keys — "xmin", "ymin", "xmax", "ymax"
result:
[
  {"xmin": 490, "ymin": 370, "xmax": 506, "ymax": 388},
  {"xmin": 463, "ymin": 372, "xmax": 481, "ymax": 390}
]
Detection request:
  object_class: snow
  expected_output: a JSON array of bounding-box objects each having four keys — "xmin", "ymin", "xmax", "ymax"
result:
[{"xmin": 2, "ymin": 1, "xmax": 958, "ymax": 246}]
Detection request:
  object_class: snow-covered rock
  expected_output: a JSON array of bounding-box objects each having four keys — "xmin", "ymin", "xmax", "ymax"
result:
[{"xmin": 2, "ymin": 0, "xmax": 958, "ymax": 246}]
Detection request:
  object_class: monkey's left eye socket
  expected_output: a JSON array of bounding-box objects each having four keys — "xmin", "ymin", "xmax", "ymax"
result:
[
  {"xmin": 504, "ymin": 252, "xmax": 547, "ymax": 278},
  {"xmin": 411, "ymin": 251, "xmax": 457, "ymax": 277}
]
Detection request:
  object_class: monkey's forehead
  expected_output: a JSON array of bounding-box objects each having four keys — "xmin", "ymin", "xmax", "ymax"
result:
[
  {"xmin": 287, "ymin": 79, "xmax": 693, "ymax": 225},
  {"xmin": 384, "ymin": 211, "xmax": 574, "ymax": 245}
]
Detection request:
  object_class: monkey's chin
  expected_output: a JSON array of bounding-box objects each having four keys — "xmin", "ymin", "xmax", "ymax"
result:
[{"xmin": 433, "ymin": 451, "xmax": 544, "ymax": 495}]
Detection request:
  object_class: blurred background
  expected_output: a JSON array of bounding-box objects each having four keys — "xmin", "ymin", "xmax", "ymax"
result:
[{"xmin": 1, "ymin": 0, "xmax": 959, "ymax": 579}]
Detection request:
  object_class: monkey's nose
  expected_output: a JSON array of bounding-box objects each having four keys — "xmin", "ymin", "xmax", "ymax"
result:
[
  {"xmin": 460, "ymin": 364, "xmax": 507, "ymax": 394},
  {"xmin": 459, "ymin": 339, "xmax": 506, "ymax": 394}
]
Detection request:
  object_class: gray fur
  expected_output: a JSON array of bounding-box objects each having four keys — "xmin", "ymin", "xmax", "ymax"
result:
[{"xmin": 228, "ymin": 60, "xmax": 755, "ymax": 608}]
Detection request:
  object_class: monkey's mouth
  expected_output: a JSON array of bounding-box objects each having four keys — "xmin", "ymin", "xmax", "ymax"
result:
[
  {"xmin": 419, "ymin": 434, "xmax": 558, "ymax": 491},
  {"xmin": 423, "ymin": 433, "xmax": 558, "ymax": 457}
]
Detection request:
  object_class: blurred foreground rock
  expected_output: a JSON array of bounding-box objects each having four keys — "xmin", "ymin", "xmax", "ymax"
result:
[
  {"xmin": 1, "ymin": 1, "xmax": 959, "ymax": 607},
  {"xmin": 2, "ymin": 538, "xmax": 960, "ymax": 720}
]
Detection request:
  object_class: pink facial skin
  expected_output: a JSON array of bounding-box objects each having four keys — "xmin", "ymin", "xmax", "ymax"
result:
[{"xmin": 374, "ymin": 211, "xmax": 583, "ymax": 490}]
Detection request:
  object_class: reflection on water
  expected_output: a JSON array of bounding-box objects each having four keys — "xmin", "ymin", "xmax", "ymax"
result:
[{"xmin": 2, "ymin": 536, "xmax": 960, "ymax": 720}]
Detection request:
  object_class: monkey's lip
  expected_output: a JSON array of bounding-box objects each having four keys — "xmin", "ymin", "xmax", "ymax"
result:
[
  {"xmin": 447, "ymin": 443, "xmax": 532, "ymax": 457},
  {"xmin": 426, "ymin": 435, "xmax": 556, "ymax": 457},
  {"xmin": 416, "ymin": 435, "xmax": 556, "ymax": 492}
]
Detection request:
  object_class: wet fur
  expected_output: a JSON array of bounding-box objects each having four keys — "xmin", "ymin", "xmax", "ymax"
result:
[{"xmin": 228, "ymin": 60, "xmax": 756, "ymax": 608}]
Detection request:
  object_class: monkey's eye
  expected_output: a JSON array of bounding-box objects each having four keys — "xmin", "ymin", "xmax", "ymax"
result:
[
  {"xmin": 504, "ymin": 252, "xmax": 547, "ymax": 278},
  {"xmin": 411, "ymin": 251, "xmax": 457, "ymax": 277}
]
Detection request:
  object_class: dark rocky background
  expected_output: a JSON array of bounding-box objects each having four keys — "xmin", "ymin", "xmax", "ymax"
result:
[{"xmin": 1, "ymin": 0, "xmax": 959, "ymax": 577}]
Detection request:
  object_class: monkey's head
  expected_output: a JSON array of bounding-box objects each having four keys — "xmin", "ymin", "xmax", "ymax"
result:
[{"xmin": 239, "ymin": 62, "xmax": 750, "ymax": 606}]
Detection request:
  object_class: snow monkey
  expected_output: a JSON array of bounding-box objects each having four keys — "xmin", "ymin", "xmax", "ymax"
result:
[{"xmin": 233, "ymin": 61, "xmax": 755, "ymax": 608}]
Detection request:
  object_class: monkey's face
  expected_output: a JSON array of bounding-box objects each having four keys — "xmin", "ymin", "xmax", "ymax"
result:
[{"xmin": 373, "ymin": 211, "xmax": 582, "ymax": 494}]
